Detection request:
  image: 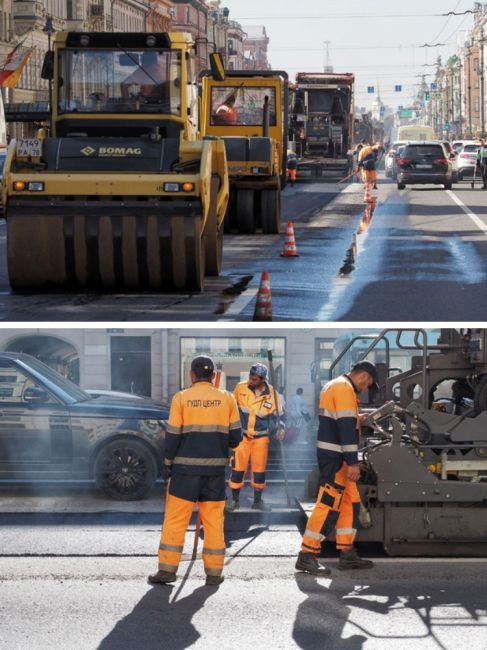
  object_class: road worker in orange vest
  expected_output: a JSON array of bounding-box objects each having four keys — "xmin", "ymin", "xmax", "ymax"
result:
[
  {"xmin": 227, "ymin": 363, "xmax": 285, "ymax": 512},
  {"xmin": 358, "ymin": 143, "xmax": 380, "ymax": 189},
  {"xmin": 295, "ymin": 361, "xmax": 377, "ymax": 575},
  {"xmin": 148, "ymin": 355, "xmax": 242, "ymax": 587}
]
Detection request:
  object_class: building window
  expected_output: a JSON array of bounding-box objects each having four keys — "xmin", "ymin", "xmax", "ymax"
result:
[
  {"xmin": 110, "ymin": 336, "xmax": 151, "ymax": 396},
  {"xmin": 180, "ymin": 337, "xmax": 286, "ymax": 392}
]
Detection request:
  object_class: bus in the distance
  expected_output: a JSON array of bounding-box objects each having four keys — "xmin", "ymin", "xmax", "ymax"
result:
[{"xmin": 397, "ymin": 124, "xmax": 435, "ymax": 141}]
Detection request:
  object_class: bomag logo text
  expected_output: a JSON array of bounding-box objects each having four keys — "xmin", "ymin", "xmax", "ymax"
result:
[{"xmin": 99, "ymin": 147, "xmax": 142, "ymax": 157}]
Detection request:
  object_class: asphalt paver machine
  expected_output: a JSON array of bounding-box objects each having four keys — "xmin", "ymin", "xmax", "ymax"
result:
[{"xmin": 303, "ymin": 329, "xmax": 487, "ymax": 556}]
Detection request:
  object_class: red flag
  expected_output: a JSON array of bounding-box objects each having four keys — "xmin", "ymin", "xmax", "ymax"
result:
[{"xmin": 0, "ymin": 42, "xmax": 32, "ymax": 88}]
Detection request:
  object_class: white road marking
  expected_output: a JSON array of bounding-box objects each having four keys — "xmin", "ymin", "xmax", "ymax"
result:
[
  {"xmin": 218, "ymin": 286, "xmax": 258, "ymax": 321},
  {"xmin": 447, "ymin": 190, "xmax": 487, "ymax": 236}
]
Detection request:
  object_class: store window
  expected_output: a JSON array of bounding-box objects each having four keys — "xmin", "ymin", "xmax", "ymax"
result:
[
  {"xmin": 180, "ymin": 337, "xmax": 286, "ymax": 392},
  {"xmin": 110, "ymin": 336, "xmax": 151, "ymax": 397}
]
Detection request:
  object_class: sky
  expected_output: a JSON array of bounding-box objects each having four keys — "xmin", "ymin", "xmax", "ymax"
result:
[{"xmin": 221, "ymin": 0, "xmax": 477, "ymax": 110}]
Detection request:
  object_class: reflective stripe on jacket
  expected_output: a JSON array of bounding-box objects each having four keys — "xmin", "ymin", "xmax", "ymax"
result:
[
  {"xmin": 233, "ymin": 380, "xmax": 284, "ymax": 438},
  {"xmin": 165, "ymin": 381, "xmax": 242, "ymax": 475},
  {"xmin": 317, "ymin": 375, "xmax": 359, "ymax": 466}
]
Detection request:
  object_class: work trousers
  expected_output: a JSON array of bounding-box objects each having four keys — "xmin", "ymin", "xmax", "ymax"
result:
[
  {"xmin": 228, "ymin": 435, "xmax": 270, "ymax": 490},
  {"xmin": 362, "ymin": 169, "xmax": 377, "ymax": 185},
  {"xmin": 287, "ymin": 168, "xmax": 297, "ymax": 183},
  {"xmin": 158, "ymin": 473, "xmax": 226, "ymax": 577},
  {"xmin": 480, "ymin": 163, "xmax": 487, "ymax": 187},
  {"xmin": 301, "ymin": 461, "xmax": 361, "ymax": 554}
]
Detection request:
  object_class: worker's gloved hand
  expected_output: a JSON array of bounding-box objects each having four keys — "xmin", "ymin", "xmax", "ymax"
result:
[
  {"xmin": 347, "ymin": 464, "xmax": 361, "ymax": 482},
  {"xmin": 275, "ymin": 429, "xmax": 285, "ymax": 442},
  {"xmin": 162, "ymin": 462, "xmax": 172, "ymax": 481}
]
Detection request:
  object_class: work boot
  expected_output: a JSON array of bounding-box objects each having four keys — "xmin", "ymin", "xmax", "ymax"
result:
[
  {"xmin": 338, "ymin": 548, "xmax": 374, "ymax": 570},
  {"xmin": 373, "ymin": 184, "xmax": 378, "ymax": 189},
  {"xmin": 252, "ymin": 499, "xmax": 272, "ymax": 511},
  {"xmin": 147, "ymin": 570, "xmax": 177, "ymax": 584},
  {"xmin": 295, "ymin": 552, "xmax": 331, "ymax": 576},
  {"xmin": 206, "ymin": 575, "xmax": 224, "ymax": 586},
  {"xmin": 225, "ymin": 500, "xmax": 240, "ymax": 512}
]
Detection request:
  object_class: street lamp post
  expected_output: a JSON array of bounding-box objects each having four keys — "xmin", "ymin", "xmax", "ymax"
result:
[
  {"xmin": 222, "ymin": 7, "xmax": 230, "ymax": 66},
  {"xmin": 43, "ymin": 16, "xmax": 55, "ymax": 114},
  {"xmin": 467, "ymin": 46, "xmax": 473, "ymax": 136}
]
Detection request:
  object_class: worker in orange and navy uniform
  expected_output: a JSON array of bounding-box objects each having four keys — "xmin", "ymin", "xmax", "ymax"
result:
[
  {"xmin": 227, "ymin": 363, "xmax": 285, "ymax": 512},
  {"xmin": 295, "ymin": 361, "xmax": 378, "ymax": 576},
  {"xmin": 358, "ymin": 143, "xmax": 379, "ymax": 189},
  {"xmin": 148, "ymin": 355, "xmax": 242, "ymax": 587},
  {"xmin": 287, "ymin": 151, "xmax": 298, "ymax": 186}
]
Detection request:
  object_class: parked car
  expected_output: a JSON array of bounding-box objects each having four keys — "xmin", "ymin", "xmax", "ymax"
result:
[
  {"xmin": 0, "ymin": 352, "xmax": 169, "ymax": 500},
  {"xmin": 86, "ymin": 389, "xmax": 148, "ymax": 400},
  {"xmin": 385, "ymin": 141, "xmax": 407, "ymax": 177},
  {"xmin": 396, "ymin": 141, "xmax": 453, "ymax": 190},
  {"xmin": 457, "ymin": 143, "xmax": 480, "ymax": 180}
]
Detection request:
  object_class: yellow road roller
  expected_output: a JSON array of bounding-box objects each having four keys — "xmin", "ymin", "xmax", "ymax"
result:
[
  {"xmin": 3, "ymin": 32, "xmax": 229, "ymax": 291},
  {"xmin": 200, "ymin": 70, "xmax": 288, "ymax": 234}
]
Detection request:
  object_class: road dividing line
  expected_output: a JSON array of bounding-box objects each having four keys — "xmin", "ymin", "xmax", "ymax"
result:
[
  {"xmin": 218, "ymin": 286, "xmax": 258, "ymax": 321},
  {"xmin": 447, "ymin": 190, "xmax": 487, "ymax": 236}
]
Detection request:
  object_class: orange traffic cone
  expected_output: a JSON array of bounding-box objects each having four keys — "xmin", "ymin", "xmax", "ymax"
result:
[
  {"xmin": 253, "ymin": 272, "xmax": 273, "ymax": 321},
  {"xmin": 280, "ymin": 221, "xmax": 299, "ymax": 257}
]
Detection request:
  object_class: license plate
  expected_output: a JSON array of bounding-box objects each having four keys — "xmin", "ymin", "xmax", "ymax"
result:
[
  {"xmin": 416, "ymin": 164, "xmax": 432, "ymax": 169},
  {"xmin": 17, "ymin": 138, "xmax": 42, "ymax": 157}
]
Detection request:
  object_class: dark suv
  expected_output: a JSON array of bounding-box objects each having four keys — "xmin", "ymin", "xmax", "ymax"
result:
[
  {"xmin": 397, "ymin": 141, "xmax": 453, "ymax": 190},
  {"xmin": 0, "ymin": 352, "xmax": 168, "ymax": 500}
]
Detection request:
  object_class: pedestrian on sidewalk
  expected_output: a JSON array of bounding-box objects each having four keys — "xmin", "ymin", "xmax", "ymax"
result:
[
  {"xmin": 295, "ymin": 362, "xmax": 377, "ymax": 576},
  {"xmin": 476, "ymin": 139, "xmax": 487, "ymax": 189},
  {"xmin": 287, "ymin": 388, "xmax": 311, "ymax": 445},
  {"xmin": 148, "ymin": 355, "xmax": 242, "ymax": 587},
  {"xmin": 227, "ymin": 363, "xmax": 285, "ymax": 512}
]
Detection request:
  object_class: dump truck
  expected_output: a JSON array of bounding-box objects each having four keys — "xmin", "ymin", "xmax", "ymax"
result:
[
  {"xmin": 3, "ymin": 32, "xmax": 229, "ymax": 291},
  {"xmin": 303, "ymin": 328, "xmax": 487, "ymax": 556},
  {"xmin": 200, "ymin": 70, "xmax": 288, "ymax": 234},
  {"xmin": 289, "ymin": 72, "xmax": 354, "ymax": 180}
]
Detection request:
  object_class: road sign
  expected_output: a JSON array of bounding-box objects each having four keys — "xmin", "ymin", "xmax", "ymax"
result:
[
  {"xmin": 431, "ymin": 82, "xmax": 437, "ymax": 90},
  {"xmin": 399, "ymin": 110, "xmax": 413, "ymax": 118},
  {"xmin": 394, "ymin": 85, "xmax": 402, "ymax": 92},
  {"xmin": 367, "ymin": 86, "xmax": 374, "ymax": 93}
]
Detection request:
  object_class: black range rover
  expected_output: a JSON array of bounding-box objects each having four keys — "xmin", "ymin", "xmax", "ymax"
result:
[{"xmin": 0, "ymin": 352, "xmax": 168, "ymax": 500}]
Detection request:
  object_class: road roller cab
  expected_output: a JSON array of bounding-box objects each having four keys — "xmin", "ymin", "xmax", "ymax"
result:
[
  {"xmin": 4, "ymin": 32, "xmax": 229, "ymax": 292},
  {"xmin": 200, "ymin": 70, "xmax": 288, "ymax": 234}
]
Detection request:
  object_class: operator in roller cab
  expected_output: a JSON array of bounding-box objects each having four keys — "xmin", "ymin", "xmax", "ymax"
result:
[{"xmin": 295, "ymin": 361, "xmax": 377, "ymax": 575}]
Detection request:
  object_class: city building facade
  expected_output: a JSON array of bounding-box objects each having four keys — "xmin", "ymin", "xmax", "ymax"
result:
[{"xmin": 0, "ymin": 328, "xmax": 433, "ymax": 418}]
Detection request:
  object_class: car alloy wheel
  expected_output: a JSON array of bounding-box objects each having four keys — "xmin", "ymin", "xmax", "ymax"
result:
[{"xmin": 94, "ymin": 439, "xmax": 157, "ymax": 500}]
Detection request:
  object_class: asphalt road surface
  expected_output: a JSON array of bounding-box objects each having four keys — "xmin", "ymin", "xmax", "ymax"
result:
[
  {"xmin": 2, "ymin": 488, "xmax": 487, "ymax": 649},
  {"xmin": 2, "ymin": 176, "xmax": 487, "ymax": 321}
]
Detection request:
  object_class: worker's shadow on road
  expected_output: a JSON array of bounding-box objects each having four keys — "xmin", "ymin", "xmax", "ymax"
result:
[
  {"xmin": 293, "ymin": 569, "xmax": 487, "ymax": 649},
  {"xmin": 98, "ymin": 583, "xmax": 218, "ymax": 650},
  {"xmin": 293, "ymin": 573, "xmax": 367, "ymax": 649}
]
